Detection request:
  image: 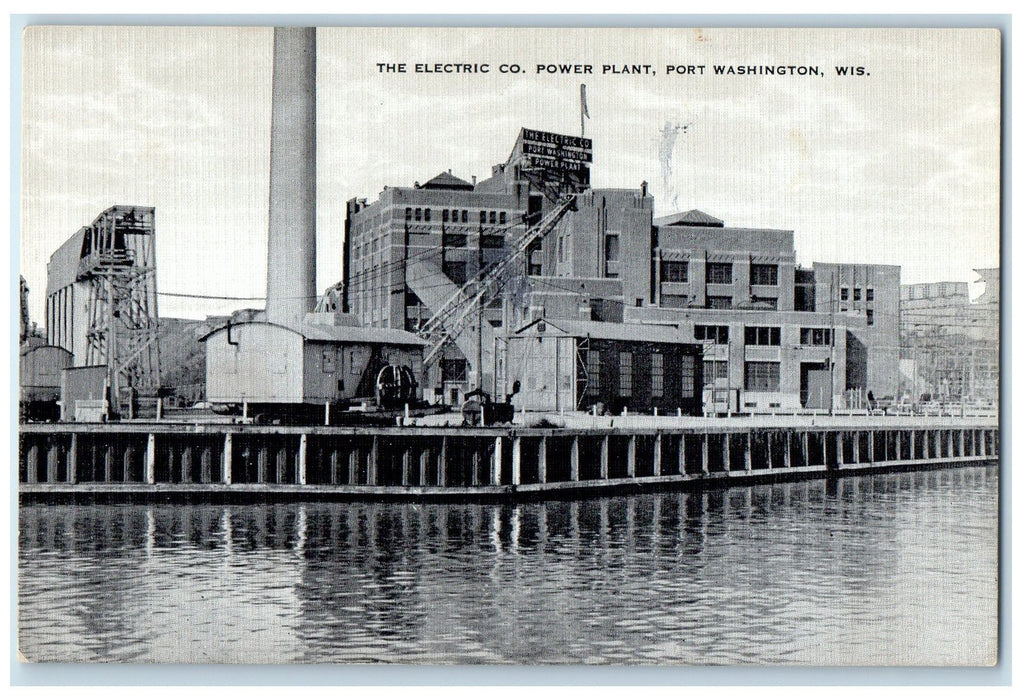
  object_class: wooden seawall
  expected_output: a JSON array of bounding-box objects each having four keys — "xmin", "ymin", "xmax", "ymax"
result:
[{"xmin": 19, "ymin": 420, "xmax": 999, "ymax": 502}]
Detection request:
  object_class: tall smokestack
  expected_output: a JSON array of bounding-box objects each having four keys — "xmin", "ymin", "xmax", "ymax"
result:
[{"xmin": 266, "ymin": 26, "xmax": 316, "ymax": 330}]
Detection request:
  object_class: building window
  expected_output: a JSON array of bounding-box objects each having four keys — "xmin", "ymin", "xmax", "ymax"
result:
[
  {"xmin": 405, "ymin": 207, "xmax": 412, "ymax": 220},
  {"xmin": 528, "ymin": 246, "xmax": 543, "ymax": 276},
  {"xmin": 423, "ymin": 208, "xmax": 431, "ymax": 222},
  {"xmin": 414, "ymin": 208, "xmax": 422, "ymax": 221},
  {"xmin": 661, "ymin": 260, "xmax": 688, "ymax": 283},
  {"xmin": 322, "ymin": 348, "xmax": 336, "ymax": 373},
  {"xmin": 488, "ymin": 211, "xmax": 495, "ymax": 224},
  {"xmin": 441, "ymin": 358, "xmax": 468, "ymax": 383},
  {"xmin": 604, "ymin": 234, "xmax": 620, "ymax": 262},
  {"xmin": 499, "ymin": 211, "xmax": 506, "ymax": 225},
  {"xmin": 479, "ymin": 210, "xmax": 487, "ymax": 223},
  {"xmin": 853, "ymin": 287, "xmax": 862, "ymax": 301},
  {"xmin": 442, "ymin": 209, "xmax": 449, "ymax": 222},
  {"xmin": 619, "ymin": 351, "xmax": 632, "ymax": 397},
  {"xmin": 745, "ymin": 361, "xmax": 780, "ymax": 392},
  {"xmin": 840, "ymin": 286, "xmax": 849, "ymax": 301},
  {"xmin": 586, "ymin": 350, "xmax": 601, "ymax": 394},
  {"xmin": 707, "ymin": 296, "xmax": 732, "ymax": 309},
  {"xmin": 744, "ymin": 326, "xmax": 781, "ymax": 346},
  {"xmin": 661, "ymin": 294, "xmax": 689, "ymax": 308},
  {"xmin": 706, "ymin": 262, "xmax": 733, "ymax": 284},
  {"xmin": 694, "ymin": 324, "xmax": 729, "ymax": 344},
  {"xmin": 443, "ymin": 233, "xmax": 467, "ymax": 248},
  {"xmin": 799, "ymin": 327, "xmax": 832, "ymax": 346},
  {"xmin": 680, "ymin": 355, "xmax": 696, "ymax": 397},
  {"xmin": 866, "ymin": 287, "xmax": 874, "ymax": 302},
  {"xmin": 751, "ymin": 295, "xmax": 778, "ymax": 310},
  {"xmin": 651, "ymin": 352, "xmax": 664, "ymax": 398},
  {"xmin": 866, "ymin": 309, "xmax": 875, "ymax": 326},
  {"xmin": 704, "ymin": 360, "xmax": 728, "ymax": 382},
  {"xmin": 750, "ymin": 264, "xmax": 778, "ymax": 286}
]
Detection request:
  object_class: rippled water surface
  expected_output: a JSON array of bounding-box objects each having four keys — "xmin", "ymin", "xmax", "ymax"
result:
[{"xmin": 19, "ymin": 466, "xmax": 998, "ymax": 664}]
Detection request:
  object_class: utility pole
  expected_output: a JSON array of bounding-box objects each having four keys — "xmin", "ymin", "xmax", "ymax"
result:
[{"xmin": 829, "ymin": 270, "xmax": 836, "ymax": 415}]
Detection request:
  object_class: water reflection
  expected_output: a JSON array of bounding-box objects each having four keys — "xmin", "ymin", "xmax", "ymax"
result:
[{"xmin": 19, "ymin": 466, "xmax": 998, "ymax": 664}]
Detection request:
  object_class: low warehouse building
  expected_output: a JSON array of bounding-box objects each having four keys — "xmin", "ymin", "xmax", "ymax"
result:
[
  {"xmin": 202, "ymin": 315, "xmax": 427, "ymax": 415},
  {"xmin": 19, "ymin": 343, "xmax": 73, "ymax": 421},
  {"xmin": 504, "ymin": 318, "xmax": 704, "ymax": 415}
]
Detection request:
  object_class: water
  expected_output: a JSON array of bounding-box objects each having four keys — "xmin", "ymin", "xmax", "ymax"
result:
[{"xmin": 18, "ymin": 466, "xmax": 998, "ymax": 665}]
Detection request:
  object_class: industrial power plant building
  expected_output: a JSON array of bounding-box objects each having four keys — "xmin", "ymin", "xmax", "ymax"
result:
[{"xmin": 340, "ymin": 127, "xmax": 901, "ymax": 414}]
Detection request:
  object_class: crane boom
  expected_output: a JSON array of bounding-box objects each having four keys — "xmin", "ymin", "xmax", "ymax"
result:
[{"xmin": 418, "ymin": 194, "xmax": 577, "ymax": 367}]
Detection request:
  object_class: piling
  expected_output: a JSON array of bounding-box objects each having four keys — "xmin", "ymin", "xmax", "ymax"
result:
[
  {"xmin": 223, "ymin": 434, "xmax": 233, "ymax": 485},
  {"xmin": 17, "ymin": 421, "xmax": 999, "ymax": 501}
]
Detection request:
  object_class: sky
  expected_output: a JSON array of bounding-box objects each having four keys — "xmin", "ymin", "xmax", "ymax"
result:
[{"xmin": 19, "ymin": 26, "xmax": 1002, "ymax": 322}]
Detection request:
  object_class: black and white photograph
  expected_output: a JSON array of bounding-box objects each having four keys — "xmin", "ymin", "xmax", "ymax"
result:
[{"xmin": 15, "ymin": 23, "xmax": 1001, "ymax": 667}]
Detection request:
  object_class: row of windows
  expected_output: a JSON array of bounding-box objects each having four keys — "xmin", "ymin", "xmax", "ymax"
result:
[
  {"xmin": 704, "ymin": 360, "xmax": 798, "ymax": 391},
  {"xmin": 799, "ymin": 327, "xmax": 833, "ymax": 346},
  {"xmin": 404, "ymin": 207, "xmax": 508, "ymax": 225},
  {"xmin": 660, "ymin": 261, "xmax": 779, "ymax": 286},
  {"xmin": 585, "ymin": 350, "xmax": 696, "ymax": 398},
  {"xmin": 425, "ymin": 232, "xmax": 506, "ymax": 249},
  {"xmin": 696, "ymin": 325, "xmax": 837, "ymax": 347},
  {"xmin": 840, "ymin": 286, "xmax": 875, "ymax": 302},
  {"xmin": 745, "ymin": 326, "xmax": 781, "ymax": 346},
  {"xmin": 695, "ymin": 324, "xmax": 729, "ymax": 344}
]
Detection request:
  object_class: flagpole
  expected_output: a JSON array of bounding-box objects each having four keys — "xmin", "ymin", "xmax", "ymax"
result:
[{"xmin": 580, "ymin": 83, "xmax": 587, "ymax": 138}]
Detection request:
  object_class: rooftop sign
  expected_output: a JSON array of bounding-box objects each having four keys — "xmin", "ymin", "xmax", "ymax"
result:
[
  {"xmin": 514, "ymin": 128, "xmax": 592, "ymax": 191},
  {"xmin": 520, "ymin": 128, "xmax": 593, "ymax": 163}
]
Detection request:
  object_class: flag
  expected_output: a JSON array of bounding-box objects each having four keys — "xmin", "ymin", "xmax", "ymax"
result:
[{"xmin": 580, "ymin": 84, "xmax": 590, "ymax": 119}]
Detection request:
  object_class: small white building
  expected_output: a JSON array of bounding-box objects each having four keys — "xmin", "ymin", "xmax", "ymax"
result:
[{"xmin": 202, "ymin": 315, "xmax": 426, "ymax": 407}]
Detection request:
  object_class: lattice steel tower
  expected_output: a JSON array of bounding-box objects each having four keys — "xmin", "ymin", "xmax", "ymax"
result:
[{"xmin": 76, "ymin": 206, "xmax": 161, "ymax": 400}]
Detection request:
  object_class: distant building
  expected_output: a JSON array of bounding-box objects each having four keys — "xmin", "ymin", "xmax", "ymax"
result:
[
  {"xmin": 900, "ymin": 269, "xmax": 999, "ymax": 403},
  {"xmin": 340, "ymin": 128, "xmax": 903, "ymax": 413}
]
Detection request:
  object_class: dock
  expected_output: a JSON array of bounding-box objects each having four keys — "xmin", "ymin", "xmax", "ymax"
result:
[{"xmin": 18, "ymin": 417, "xmax": 1000, "ymax": 502}]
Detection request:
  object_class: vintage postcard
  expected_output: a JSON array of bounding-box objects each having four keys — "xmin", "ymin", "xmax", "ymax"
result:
[{"xmin": 17, "ymin": 25, "xmax": 1000, "ymax": 666}]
